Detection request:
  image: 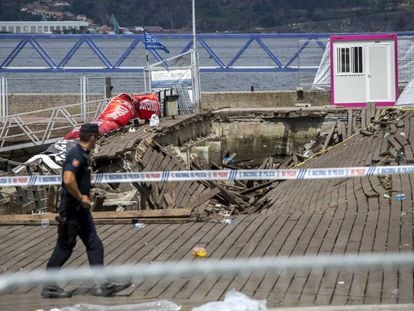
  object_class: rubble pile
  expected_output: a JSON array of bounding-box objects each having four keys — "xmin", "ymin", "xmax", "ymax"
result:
[{"xmin": 2, "ymin": 105, "xmax": 413, "ymax": 224}]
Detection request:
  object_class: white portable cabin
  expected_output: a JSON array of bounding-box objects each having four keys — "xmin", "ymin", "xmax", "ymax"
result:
[{"xmin": 330, "ymin": 34, "xmax": 398, "ymax": 107}]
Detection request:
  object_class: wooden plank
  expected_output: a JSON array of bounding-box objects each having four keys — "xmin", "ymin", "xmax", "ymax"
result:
[
  {"xmin": 390, "ymin": 123, "xmax": 398, "ymax": 134},
  {"xmin": 187, "ymin": 187, "xmax": 220, "ymax": 211},
  {"xmin": 46, "ymin": 186, "xmax": 58, "ymax": 212},
  {"xmin": 394, "ymin": 131, "xmax": 409, "ymax": 146},
  {"xmin": 347, "ymin": 109, "xmax": 353, "ymax": 137},
  {"xmin": 322, "ymin": 122, "xmax": 337, "ymax": 150},
  {"xmin": 129, "ymin": 222, "xmax": 203, "ymax": 297},
  {"xmin": 240, "ymin": 181, "xmax": 274, "ymax": 195},
  {"xmin": 361, "ymin": 108, "xmax": 367, "ymax": 129},
  {"xmin": 175, "ymin": 181, "xmax": 192, "ymax": 208},
  {"xmin": 367, "ymin": 102, "xmax": 375, "ymax": 126},
  {"xmin": 93, "ymin": 217, "xmax": 194, "ymax": 225},
  {"xmin": 364, "ymin": 135, "xmax": 380, "ymax": 166},
  {"xmin": 133, "ymin": 182, "xmax": 155, "ymax": 210},
  {"xmin": 259, "ymin": 157, "xmax": 269, "ymax": 169},
  {"xmin": 161, "ymin": 221, "xmax": 225, "ymax": 299},
  {"xmin": 292, "ymin": 154, "xmax": 299, "ymax": 165},
  {"xmin": 140, "ymin": 148, "xmax": 154, "ymax": 167},
  {"xmin": 191, "ymin": 161, "xmax": 248, "ymax": 211},
  {"xmin": 388, "ymin": 135, "xmax": 403, "ymax": 151},
  {"xmin": 207, "ymin": 215, "xmax": 279, "ymax": 300},
  {"xmin": 95, "ymin": 209, "xmax": 193, "ymax": 219},
  {"xmin": 179, "ymin": 182, "xmax": 200, "ymax": 208},
  {"xmin": 0, "ymin": 209, "xmax": 192, "ymax": 225},
  {"xmin": 408, "ymin": 117, "xmax": 414, "ymax": 146},
  {"xmin": 199, "ymin": 216, "xmax": 269, "ymax": 301},
  {"xmin": 352, "ymin": 110, "xmax": 357, "ymax": 132},
  {"xmin": 0, "ymin": 227, "xmax": 47, "ymax": 267},
  {"xmin": 108, "ymin": 141, "xmax": 129, "ymax": 158},
  {"xmin": 338, "ymin": 122, "xmax": 347, "ymax": 140},
  {"xmin": 372, "ymin": 137, "xmax": 388, "ymax": 163},
  {"xmin": 162, "ymin": 192, "xmax": 175, "ymax": 207},
  {"xmin": 145, "ymin": 222, "xmax": 217, "ymax": 299},
  {"xmin": 405, "ymin": 145, "xmax": 414, "ymax": 162}
]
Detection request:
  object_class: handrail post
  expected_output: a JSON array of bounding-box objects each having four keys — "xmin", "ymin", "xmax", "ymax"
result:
[
  {"xmin": 80, "ymin": 76, "xmax": 88, "ymax": 123},
  {"xmin": 0, "ymin": 77, "xmax": 8, "ymax": 117}
]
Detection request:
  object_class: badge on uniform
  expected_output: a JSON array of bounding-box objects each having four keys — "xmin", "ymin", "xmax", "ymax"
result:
[{"xmin": 72, "ymin": 159, "xmax": 80, "ymax": 167}]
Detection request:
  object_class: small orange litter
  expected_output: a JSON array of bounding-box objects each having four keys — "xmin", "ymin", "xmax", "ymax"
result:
[{"xmin": 192, "ymin": 246, "xmax": 207, "ymax": 257}]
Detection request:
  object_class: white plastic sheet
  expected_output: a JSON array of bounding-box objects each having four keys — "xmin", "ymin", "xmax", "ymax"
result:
[
  {"xmin": 150, "ymin": 114, "xmax": 160, "ymax": 127},
  {"xmin": 396, "ymin": 74, "xmax": 414, "ymax": 107},
  {"xmin": 192, "ymin": 289, "xmax": 267, "ymax": 311}
]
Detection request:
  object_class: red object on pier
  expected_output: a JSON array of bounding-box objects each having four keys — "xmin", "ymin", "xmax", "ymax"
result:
[
  {"xmin": 63, "ymin": 93, "xmax": 161, "ymax": 140},
  {"xmin": 132, "ymin": 93, "xmax": 161, "ymax": 120}
]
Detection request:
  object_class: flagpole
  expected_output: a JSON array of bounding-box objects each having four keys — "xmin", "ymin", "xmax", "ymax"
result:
[
  {"xmin": 144, "ymin": 30, "xmax": 150, "ymax": 93},
  {"xmin": 192, "ymin": 0, "xmax": 196, "ymax": 54},
  {"xmin": 145, "ymin": 50, "xmax": 150, "ymax": 93}
]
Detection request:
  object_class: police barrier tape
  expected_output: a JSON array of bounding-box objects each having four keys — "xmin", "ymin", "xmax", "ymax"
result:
[{"xmin": 1, "ymin": 165, "xmax": 414, "ymax": 187}]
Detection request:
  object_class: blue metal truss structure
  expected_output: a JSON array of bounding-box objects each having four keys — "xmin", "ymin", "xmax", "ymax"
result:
[{"xmin": 1, "ymin": 33, "xmax": 413, "ymax": 73}]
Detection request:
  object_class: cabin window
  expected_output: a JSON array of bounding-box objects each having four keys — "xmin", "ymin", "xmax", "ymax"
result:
[
  {"xmin": 337, "ymin": 46, "xmax": 363, "ymax": 74},
  {"xmin": 352, "ymin": 47, "xmax": 363, "ymax": 73}
]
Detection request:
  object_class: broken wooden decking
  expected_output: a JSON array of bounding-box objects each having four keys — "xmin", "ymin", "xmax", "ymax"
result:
[{"xmin": 1, "ymin": 109, "xmax": 414, "ymax": 310}]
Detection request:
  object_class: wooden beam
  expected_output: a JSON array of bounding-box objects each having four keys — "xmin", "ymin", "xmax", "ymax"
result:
[
  {"xmin": 0, "ymin": 209, "xmax": 192, "ymax": 225},
  {"xmin": 361, "ymin": 108, "xmax": 366, "ymax": 129},
  {"xmin": 322, "ymin": 122, "xmax": 337, "ymax": 150},
  {"xmin": 240, "ymin": 181, "xmax": 274, "ymax": 195},
  {"xmin": 191, "ymin": 161, "xmax": 248, "ymax": 211},
  {"xmin": 347, "ymin": 109, "xmax": 353, "ymax": 137},
  {"xmin": 187, "ymin": 188, "xmax": 221, "ymax": 211}
]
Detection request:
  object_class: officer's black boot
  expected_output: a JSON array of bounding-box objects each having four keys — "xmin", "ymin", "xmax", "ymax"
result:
[
  {"xmin": 41, "ymin": 285, "xmax": 72, "ymax": 298},
  {"xmin": 90, "ymin": 281, "xmax": 132, "ymax": 297}
]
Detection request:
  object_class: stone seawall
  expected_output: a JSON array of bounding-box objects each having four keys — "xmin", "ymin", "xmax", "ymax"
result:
[
  {"xmin": 201, "ymin": 90, "xmax": 330, "ymax": 110},
  {"xmin": 6, "ymin": 90, "xmax": 331, "ymax": 115},
  {"xmin": 7, "ymin": 94, "xmax": 103, "ymax": 115}
]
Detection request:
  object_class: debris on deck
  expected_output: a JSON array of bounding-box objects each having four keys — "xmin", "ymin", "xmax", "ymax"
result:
[{"xmin": 1, "ymin": 105, "xmax": 411, "ymax": 224}]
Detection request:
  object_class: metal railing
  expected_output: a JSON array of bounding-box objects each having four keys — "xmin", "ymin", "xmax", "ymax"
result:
[
  {"xmin": 0, "ymin": 98, "xmax": 108, "ymax": 152},
  {"xmin": 1, "ymin": 33, "xmax": 414, "ymax": 74},
  {"xmin": 0, "ymin": 33, "xmax": 335, "ymax": 73},
  {"xmin": 1, "ymin": 252, "xmax": 413, "ymax": 293}
]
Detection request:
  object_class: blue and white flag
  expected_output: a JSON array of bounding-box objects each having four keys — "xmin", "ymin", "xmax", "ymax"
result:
[{"xmin": 144, "ymin": 31, "xmax": 170, "ymax": 53}]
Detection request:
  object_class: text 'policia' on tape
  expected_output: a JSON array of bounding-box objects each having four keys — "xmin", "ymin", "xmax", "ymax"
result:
[{"xmin": 1, "ymin": 166, "xmax": 414, "ymax": 187}]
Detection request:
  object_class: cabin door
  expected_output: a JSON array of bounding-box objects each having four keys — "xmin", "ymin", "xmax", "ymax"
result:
[{"xmin": 367, "ymin": 45, "xmax": 391, "ymax": 102}]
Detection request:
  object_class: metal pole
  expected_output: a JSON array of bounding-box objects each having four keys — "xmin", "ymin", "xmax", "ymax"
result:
[
  {"xmin": 144, "ymin": 49, "xmax": 151, "ymax": 93},
  {"xmin": 105, "ymin": 77, "xmax": 112, "ymax": 99},
  {"xmin": 80, "ymin": 76, "xmax": 88, "ymax": 123},
  {"xmin": 0, "ymin": 77, "xmax": 3, "ymax": 117},
  {"xmin": 192, "ymin": 0, "xmax": 196, "ymax": 54},
  {"xmin": 191, "ymin": 0, "xmax": 201, "ymax": 112},
  {"xmin": 0, "ymin": 77, "xmax": 8, "ymax": 117},
  {"xmin": 1, "ymin": 253, "xmax": 414, "ymax": 292},
  {"xmin": 0, "ymin": 77, "xmax": 4, "ymax": 117}
]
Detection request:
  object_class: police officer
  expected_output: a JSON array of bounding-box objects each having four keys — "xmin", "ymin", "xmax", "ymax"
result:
[{"xmin": 41, "ymin": 123, "xmax": 131, "ymax": 298}]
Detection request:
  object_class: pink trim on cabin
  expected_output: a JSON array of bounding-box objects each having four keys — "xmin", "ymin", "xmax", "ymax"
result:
[
  {"xmin": 330, "ymin": 37, "xmax": 335, "ymax": 106},
  {"xmin": 335, "ymin": 101, "xmax": 396, "ymax": 108},
  {"xmin": 330, "ymin": 33, "xmax": 398, "ymax": 107},
  {"xmin": 330, "ymin": 34, "xmax": 397, "ymax": 42},
  {"xmin": 394, "ymin": 36, "xmax": 399, "ymax": 100}
]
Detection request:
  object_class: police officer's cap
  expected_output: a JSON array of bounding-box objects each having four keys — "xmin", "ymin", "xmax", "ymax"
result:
[{"xmin": 80, "ymin": 123, "xmax": 99, "ymax": 135}]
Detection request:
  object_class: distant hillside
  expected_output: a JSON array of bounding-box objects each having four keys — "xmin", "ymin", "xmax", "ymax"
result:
[{"xmin": 1, "ymin": 0, "xmax": 414, "ymax": 32}]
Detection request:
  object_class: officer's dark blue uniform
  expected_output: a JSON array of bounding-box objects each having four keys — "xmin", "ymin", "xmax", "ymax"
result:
[
  {"xmin": 42, "ymin": 123, "xmax": 131, "ymax": 299},
  {"xmin": 46, "ymin": 143, "xmax": 104, "ymax": 268}
]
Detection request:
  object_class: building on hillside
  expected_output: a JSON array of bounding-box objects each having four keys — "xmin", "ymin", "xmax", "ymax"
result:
[{"xmin": 0, "ymin": 21, "xmax": 89, "ymax": 34}]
